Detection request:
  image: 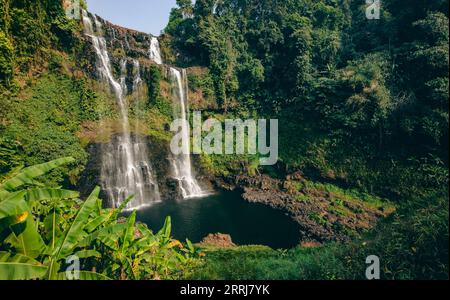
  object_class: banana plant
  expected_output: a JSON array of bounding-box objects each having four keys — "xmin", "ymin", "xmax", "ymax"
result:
[
  {"xmin": 0, "ymin": 158, "xmax": 76, "ymax": 259},
  {"xmin": 0, "ymin": 158, "xmax": 110, "ymax": 280},
  {"xmin": 0, "ymin": 157, "xmax": 199, "ymax": 280},
  {"xmin": 0, "ymin": 187, "xmax": 111, "ymax": 279},
  {"xmin": 81, "ymin": 214, "xmax": 192, "ymax": 280}
]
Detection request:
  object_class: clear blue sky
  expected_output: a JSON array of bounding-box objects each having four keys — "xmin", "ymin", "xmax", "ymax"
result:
[{"xmin": 86, "ymin": 0, "xmax": 176, "ymax": 36}]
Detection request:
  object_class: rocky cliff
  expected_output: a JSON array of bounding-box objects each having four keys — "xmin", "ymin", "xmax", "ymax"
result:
[{"xmin": 77, "ymin": 12, "xmax": 213, "ymax": 203}]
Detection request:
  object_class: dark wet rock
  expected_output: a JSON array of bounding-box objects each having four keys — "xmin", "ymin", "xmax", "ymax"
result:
[
  {"xmin": 78, "ymin": 134, "xmax": 214, "ymax": 205},
  {"xmin": 165, "ymin": 177, "xmax": 183, "ymax": 200},
  {"xmin": 286, "ymin": 171, "xmax": 305, "ymax": 181}
]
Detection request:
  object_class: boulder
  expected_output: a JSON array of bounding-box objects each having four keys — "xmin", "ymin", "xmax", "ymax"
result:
[{"xmin": 199, "ymin": 233, "xmax": 236, "ymax": 248}]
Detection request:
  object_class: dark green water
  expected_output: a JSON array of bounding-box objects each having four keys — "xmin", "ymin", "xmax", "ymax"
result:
[{"xmin": 133, "ymin": 190, "xmax": 301, "ymax": 249}]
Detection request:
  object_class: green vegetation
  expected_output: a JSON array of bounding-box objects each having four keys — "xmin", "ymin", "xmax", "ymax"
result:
[
  {"xmin": 0, "ymin": 158, "xmax": 200, "ymax": 280},
  {"xmin": 0, "ymin": 0, "xmax": 80, "ymax": 78},
  {"xmin": 0, "ymin": 71, "xmax": 105, "ymax": 185},
  {"xmin": 200, "ymin": 153, "xmax": 260, "ymax": 177},
  {"xmin": 146, "ymin": 65, "xmax": 163, "ymax": 106},
  {"xmin": 0, "ymin": 30, "xmax": 13, "ymax": 85},
  {"xmin": 0, "ymin": 0, "xmax": 102, "ymax": 185},
  {"xmin": 187, "ymin": 68, "xmax": 215, "ymax": 106},
  {"xmin": 0, "ymin": 0, "xmax": 447, "ymax": 280},
  {"xmin": 166, "ymin": 0, "xmax": 449, "ymax": 280},
  {"xmin": 189, "ymin": 245, "xmax": 351, "ymax": 280},
  {"xmin": 294, "ymin": 180, "xmax": 393, "ymax": 211},
  {"xmin": 167, "ymin": 0, "xmax": 449, "ymax": 198}
]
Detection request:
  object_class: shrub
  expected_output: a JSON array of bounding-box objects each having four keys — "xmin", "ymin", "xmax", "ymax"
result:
[{"xmin": 0, "ymin": 30, "xmax": 14, "ymax": 84}]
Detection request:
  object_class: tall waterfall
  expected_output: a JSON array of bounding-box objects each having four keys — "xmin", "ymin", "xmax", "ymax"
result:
[
  {"xmin": 148, "ymin": 38, "xmax": 206, "ymax": 199},
  {"xmin": 82, "ymin": 10, "xmax": 161, "ymax": 210},
  {"xmin": 169, "ymin": 68, "xmax": 205, "ymax": 199}
]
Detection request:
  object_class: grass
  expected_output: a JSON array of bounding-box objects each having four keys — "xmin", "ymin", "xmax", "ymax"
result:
[
  {"xmin": 294, "ymin": 179, "xmax": 396, "ymax": 214},
  {"xmin": 189, "ymin": 244, "xmax": 352, "ymax": 280}
]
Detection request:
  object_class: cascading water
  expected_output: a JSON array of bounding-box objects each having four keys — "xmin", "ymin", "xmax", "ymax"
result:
[
  {"xmin": 82, "ymin": 10, "xmax": 160, "ymax": 209},
  {"xmin": 132, "ymin": 59, "xmax": 142, "ymax": 91},
  {"xmin": 147, "ymin": 36, "xmax": 206, "ymax": 199},
  {"xmin": 169, "ymin": 68, "xmax": 206, "ymax": 199},
  {"xmin": 149, "ymin": 37, "xmax": 163, "ymax": 65}
]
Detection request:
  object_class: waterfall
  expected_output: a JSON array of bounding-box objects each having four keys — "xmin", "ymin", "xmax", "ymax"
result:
[
  {"xmin": 147, "ymin": 36, "xmax": 206, "ymax": 199},
  {"xmin": 82, "ymin": 10, "xmax": 161, "ymax": 210},
  {"xmin": 132, "ymin": 59, "xmax": 142, "ymax": 91},
  {"xmin": 169, "ymin": 68, "xmax": 206, "ymax": 199},
  {"xmin": 130, "ymin": 59, "xmax": 161, "ymax": 206},
  {"xmin": 149, "ymin": 37, "xmax": 163, "ymax": 65}
]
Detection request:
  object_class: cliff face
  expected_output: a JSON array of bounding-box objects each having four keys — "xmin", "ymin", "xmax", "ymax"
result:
[
  {"xmin": 77, "ymin": 12, "xmax": 213, "ymax": 202},
  {"xmin": 79, "ymin": 135, "xmax": 185, "ymax": 202},
  {"xmin": 83, "ymin": 13, "xmax": 159, "ymax": 86},
  {"xmin": 91, "ymin": 13, "xmax": 215, "ymax": 110}
]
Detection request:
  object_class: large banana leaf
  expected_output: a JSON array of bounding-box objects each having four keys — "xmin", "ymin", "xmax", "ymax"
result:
[
  {"xmin": 78, "ymin": 222, "xmax": 126, "ymax": 249},
  {"xmin": 134, "ymin": 223, "xmax": 158, "ymax": 250},
  {"xmin": 0, "ymin": 191, "xmax": 28, "ymax": 218},
  {"xmin": 84, "ymin": 211, "xmax": 114, "ymax": 233},
  {"xmin": 0, "ymin": 192, "xmax": 29, "ymax": 235},
  {"xmin": 43, "ymin": 184, "xmax": 99, "ymax": 279},
  {"xmin": 186, "ymin": 239, "xmax": 195, "ymax": 253},
  {"xmin": 43, "ymin": 210, "xmax": 65, "ymax": 249},
  {"xmin": 0, "ymin": 166, "xmax": 24, "ymax": 195},
  {"xmin": 0, "ymin": 190, "xmax": 10, "ymax": 199},
  {"xmin": 121, "ymin": 211, "xmax": 136, "ymax": 253},
  {"xmin": 57, "ymin": 271, "xmax": 111, "ymax": 280},
  {"xmin": 136, "ymin": 223, "xmax": 153, "ymax": 236},
  {"xmin": 111, "ymin": 195, "xmax": 134, "ymax": 219},
  {"xmin": 74, "ymin": 249, "xmax": 101, "ymax": 259},
  {"xmin": 0, "ymin": 211, "xmax": 30, "ymax": 236},
  {"xmin": 157, "ymin": 216, "xmax": 172, "ymax": 244},
  {"xmin": 117, "ymin": 195, "xmax": 134, "ymax": 212},
  {"xmin": 54, "ymin": 187, "xmax": 100, "ymax": 260},
  {"xmin": 0, "ymin": 157, "xmax": 75, "ymax": 192},
  {"xmin": 5, "ymin": 216, "xmax": 46, "ymax": 258},
  {"xmin": 0, "ymin": 251, "xmax": 48, "ymax": 280},
  {"xmin": 25, "ymin": 188, "xmax": 80, "ymax": 203}
]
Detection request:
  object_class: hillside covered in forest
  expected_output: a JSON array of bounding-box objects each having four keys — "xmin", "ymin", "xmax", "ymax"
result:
[{"xmin": 0, "ymin": 0, "xmax": 448, "ymax": 280}]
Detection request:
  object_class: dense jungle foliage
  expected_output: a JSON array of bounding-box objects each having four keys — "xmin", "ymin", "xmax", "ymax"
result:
[
  {"xmin": 0, "ymin": 0, "xmax": 448, "ymax": 280},
  {"xmin": 0, "ymin": 0, "xmax": 97, "ymax": 182},
  {"xmin": 166, "ymin": 0, "xmax": 449, "ymax": 198},
  {"xmin": 166, "ymin": 0, "xmax": 449, "ymax": 279}
]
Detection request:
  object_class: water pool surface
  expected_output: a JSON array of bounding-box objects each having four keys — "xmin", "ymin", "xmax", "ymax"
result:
[{"xmin": 133, "ymin": 190, "xmax": 300, "ymax": 249}]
